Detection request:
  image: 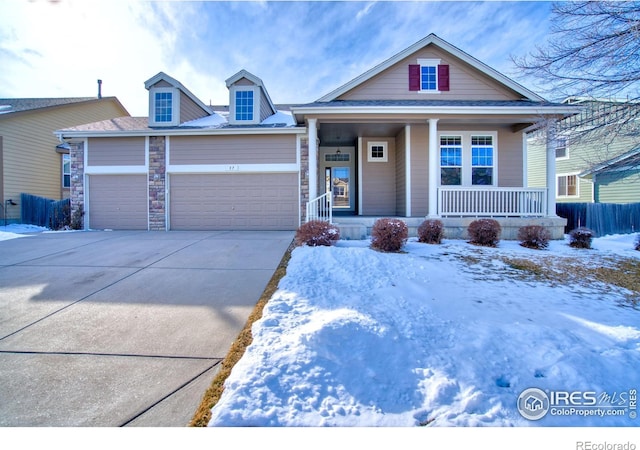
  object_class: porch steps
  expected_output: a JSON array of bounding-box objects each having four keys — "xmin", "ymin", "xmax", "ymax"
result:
[{"xmin": 333, "ymin": 216, "xmax": 567, "ymax": 240}]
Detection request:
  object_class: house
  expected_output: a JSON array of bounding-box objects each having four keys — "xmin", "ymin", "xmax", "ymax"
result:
[
  {"xmin": 0, "ymin": 93, "xmax": 129, "ymax": 224},
  {"xmin": 57, "ymin": 34, "xmax": 576, "ymax": 238},
  {"xmin": 527, "ymin": 98, "xmax": 640, "ymax": 204}
]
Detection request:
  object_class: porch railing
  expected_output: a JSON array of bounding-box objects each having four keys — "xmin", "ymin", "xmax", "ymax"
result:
[
  {"xmin": 306, "ymin": 192, "xmax": 333, "ymax": 223},
  {"xmin": 438, "ymin": 187, "xmax": 547, "ymax": 217}
]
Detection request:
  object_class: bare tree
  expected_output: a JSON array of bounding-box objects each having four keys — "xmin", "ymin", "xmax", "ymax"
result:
[{"xmin": 514, "ymin": 1, "xmax": 640, "ymax": 177}]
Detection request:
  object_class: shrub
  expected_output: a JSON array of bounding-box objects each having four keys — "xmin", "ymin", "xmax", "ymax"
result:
[
  {"xmin": 468, "ymin": 219, "xmax": 501, "ymax": 247},
  {"xmin": 370, "ymin": 218, "xmax": 408, "ymax": 252},
  {"xmin": 517, "ymin": 225, "xmax": 551, "ymax": 250},
  {"xmin": 417, "ymin": 219, "xmax": 444, "ymax": 244},
  {"xmin": 295, "ymin": 220, "xmax": 340, "ymax": 247},
  {"xmin": 568, "ymin": 227, "xmax": 594, "ymax": 249},
  {"xmin": 70, "ymin": 204, "xmax": 84, "ymax": 230},
  {"xmin": 634, "ymin": 234, "xmax": 640, "ymax": 251}
]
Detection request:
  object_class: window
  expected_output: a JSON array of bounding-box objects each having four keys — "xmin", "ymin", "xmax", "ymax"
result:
[
  {"xmin": 471, "ymin": 136, "xmax": 494, "ymax": 185},
  {"xmin": 62, "ymin": 154, "xmax": 71, "ymax": 188},
  {"xmin": 154, "ymin": 91, "xmax": 173, "ymax": 123},
  {"xmin": 440, "ymin": 136, "xmax": 462, "ymax": 185},
  {"xmin": 367, "ymin": 142, "xmax": 388, "ymax": 162},
  {"xmin": 421, "ymin": 65, "xmax": 437, "ymax": 91},
  {"xmin": 409, "ymin": 59, "xmax": 449, "ymax": 92},
  {"xmin": 235, "ymin": 90, "xmax": 254, "ymax": 121},
  {"xmin": 557, "ymin": 174, "xmax": 578, "ymax": 197},
  {"xmin": 555, "ymin": 139, "xmax": 568, "ymax": 159}
]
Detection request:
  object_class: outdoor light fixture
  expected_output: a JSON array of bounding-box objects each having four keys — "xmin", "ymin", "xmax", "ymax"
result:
[{"xmin": 7, "ymin": 199, "xmax": 16, "ymax": 206}]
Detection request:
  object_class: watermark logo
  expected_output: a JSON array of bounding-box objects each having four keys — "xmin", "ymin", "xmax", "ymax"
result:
[
  {"xmin": 517, "ymin": 387, "xmax": 550, "ymax": 420},
  {"xmin": 517, "ymin": 387, "xmax": 637, "ymax": 421}
]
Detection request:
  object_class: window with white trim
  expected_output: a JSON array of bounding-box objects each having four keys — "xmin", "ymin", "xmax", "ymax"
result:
[
  {"xmin": 555, "ymin": 138, "xmax": 568, "ymax": 159},
  {"xmin": 62, "ymin": 153, "xmax": 71, "ymax": 188},
  {"xmin": 557, "ymin": 174, "xmax": 578, "ymax": 197},
  {"xmin": 471, "ymin": 136, "xmax": 494, "ymax": 185},
  {"xmin": 439, "ymin": 132, "xmax": 497, "ymax": 186},
  {"xmin": 149, "ymin": 87, "xmax": 179, "ymax": 126},
  {"xmin": 440, "ymin": 136, "xmax": 462, "ymax": 185},
  {"xmin": 418, "ymin": 59, "xmax": 440, "ymax": 92},
  {"xmin": 368, "ymin": 141, "xmax": 388, "ymax": 162},
  {"xmin": 235, "ymin": 90, "xmax": 254, "ymax": 121}
]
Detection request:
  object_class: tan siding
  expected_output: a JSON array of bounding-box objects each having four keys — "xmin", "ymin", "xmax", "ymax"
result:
[
  {"xmin": 339, "ymin": 46, "xmax": 522, "ymax": 101},
  {"xmin": 395, "ymin": 129, "xmax": 406, "ymax": 216},
  {"xmin": 361, "ymin": 137, "xmax": 396, "ymax": 215},
  {"xmin": 169, "ymin": 173, "xmax": 298, "ymax": 230},
  {"xmin": 496, "ymin": 127, "xmax": 524, "ymax": 187},
  {"xmin": 179, "ymin": 91, "xmax": 208, "ymax": 123},
  {"xmin": 87, "ymin": 137, "xmax": 146, "ymax": 166},
  {"xmin": 0, "ymin": 99, "xmax": 128, "ymax": 219},
  {"xmin": 234, "ymin": 78, "xmax": 254, "ymax": 86},
  {"xmin": 88, "ymin": 175, "xmax": 148, "ymax": 230},
  {"xmin": 170, "ymin": 135, "xmax": 296, "ymax": 165},
  {"xmin": 410, "ymin": 125, "xmax": 429, "ymax": 215},
  {"xmin": 152, "ymin": 80, "xmax": 173, "ymax": 88},
  {"xmin": 260, "ymin": 91, "xmax": 272, "ymax": 122}
]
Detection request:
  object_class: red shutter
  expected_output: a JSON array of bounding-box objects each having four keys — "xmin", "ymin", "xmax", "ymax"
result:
[
  {"xmin": 438, "ymin": 65, "xmax": 450, "ymax": 91},
  {"xmin": 408, "ymin": 64, "xmax": 420, "ymax": 91}
]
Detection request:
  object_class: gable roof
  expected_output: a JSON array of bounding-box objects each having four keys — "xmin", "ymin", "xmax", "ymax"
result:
[
  {"xmin": 580, "ymin": 146, "xmax": 640, "ymax": 177},
  {"xmin": 0, "ymin": 97, "xmax": 129, "ymax": 117},
  {"xmin": 144, "ymin": 71, "xmax": 212, "ymax": 115},
  {"xmin": 225, "ymin": 69, "xmax": 277, "ymax": 116},
  {"xmin": 317, "ymin": 33, "xmax": 545, "ymax": 102}
]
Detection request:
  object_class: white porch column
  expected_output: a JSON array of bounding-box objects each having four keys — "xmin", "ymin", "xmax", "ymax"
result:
[
  {"xmin": 405, "ymin": 125, "xmax": 412, "ymax": 217},
  {"xmin": 427, "ymin": 118, "xmax": 439, "ymax": 217},
  {"xmin": 308, "ymin": 118, "xmax": 318, "ymax": 200},
  {"xmin": 545, "ymin": 119, "xmax": 558, "ymax": 217}
]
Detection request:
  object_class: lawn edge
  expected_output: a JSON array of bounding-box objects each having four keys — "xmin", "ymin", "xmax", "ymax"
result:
[{"xmin": 188, "ymin": 239, "xmax": 296, "ymax": 427}]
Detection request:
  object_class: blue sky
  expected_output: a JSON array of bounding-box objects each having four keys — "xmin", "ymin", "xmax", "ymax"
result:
[{"xmin": 0, "ymin": 1, "xmax": 554, "ymax": 116}]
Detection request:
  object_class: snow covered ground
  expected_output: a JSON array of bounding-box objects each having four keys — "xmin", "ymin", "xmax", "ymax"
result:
[
  {"xmin": 209, "ymin": 234, "xmax": 640, "ymax": 427},
  {"xmin": 0, "ymin": 223, "xmax": 49, "ymax": 241}
]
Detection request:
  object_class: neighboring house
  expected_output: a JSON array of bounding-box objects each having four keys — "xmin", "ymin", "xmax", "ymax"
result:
[
  {"xmin": 0, "ymin": 95, "xmax": 129, "ymax": 224},
  {"xmin": 57, "ymin": 34, "xmax": 576, "ymax": 238},
  {"xmin": 527, "ymin": 98, "xmax": 640, "ymax": 204}
]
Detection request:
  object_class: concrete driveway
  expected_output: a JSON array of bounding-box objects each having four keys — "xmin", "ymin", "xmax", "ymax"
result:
[{"xmin": 0, "ymin": 230, "xmax": 294, "ymax": 426}]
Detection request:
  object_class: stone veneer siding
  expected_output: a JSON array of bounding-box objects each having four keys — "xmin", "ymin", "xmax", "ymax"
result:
[
  {"xmin": 69, "ymin": 141, "xmax": 85, "ymax": 228},
  {"xmin": 299, "ymin": 137, "xmax": 309, "ymax": 223},
  {"xmin": 148, "ymin": 136, "xmax": 166, "ymax": 230}
]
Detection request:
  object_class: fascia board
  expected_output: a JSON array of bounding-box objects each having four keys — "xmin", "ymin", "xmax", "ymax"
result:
[
  {"xmin": 59, "ymin": 127, "xmax": 307, "ymax": 139},
  {"xmin": 291, "ymin": 106, "xmax": 578, "ymax": 116}
]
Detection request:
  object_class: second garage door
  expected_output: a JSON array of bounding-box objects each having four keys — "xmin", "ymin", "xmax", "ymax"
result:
[{"xmin": 169, "ymin": 173, "xmax": 298, "ymax": 230}]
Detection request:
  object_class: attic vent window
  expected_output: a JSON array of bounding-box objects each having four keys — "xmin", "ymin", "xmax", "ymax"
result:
[{"xmin": 235, "ymin": 90, "xmax": 254, "ymax": 121}]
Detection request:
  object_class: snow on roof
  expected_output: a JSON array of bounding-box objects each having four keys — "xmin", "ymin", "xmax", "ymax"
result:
[
  {"xmin": 179, "ymin": 112, "xmax": 227, "ymax": 128},
  {"xmin": 261, "ymin": 110, "xmax": 295, "ymax": 126}
]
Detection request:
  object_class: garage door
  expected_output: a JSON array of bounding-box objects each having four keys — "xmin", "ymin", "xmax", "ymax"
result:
[
  {"xmin": 88, "ymin": 175, "xmax": 148, "ymax": 230},
  {"xmin": 169, "ymin": 173, "xmax": 298, "ymax": 230}
]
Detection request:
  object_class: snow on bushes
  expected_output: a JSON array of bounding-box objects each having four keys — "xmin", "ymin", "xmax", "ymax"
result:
[
  {"xmin": 370, "ymin": 218, "xmax": 408, "ymax": 252},
  {"xmin": 634, "ymin": 234, "xmax": 640, "ymax": 251},
  {"xmin": 517, "ymin": 225, "xmax": 551, "ymax": 250},
  {"xmin": 467, "ymin": 218, "xmax": 501, "ymax": 247},
  {"xmin": 295, "ymin": 220, "xmax": 340, "ymax": 247},
  {"xmin": 417, "ymin": 219, "xmax": 444, "ymax": 244},
  {"xmin": 569, "ymin": 227, "xmax": 594, "ymax": 249}
]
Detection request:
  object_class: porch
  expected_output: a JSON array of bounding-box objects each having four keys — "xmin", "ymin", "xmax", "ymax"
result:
[{"xmin": 306, "ymin": 187, "xmax": 567, "ymax": 240}]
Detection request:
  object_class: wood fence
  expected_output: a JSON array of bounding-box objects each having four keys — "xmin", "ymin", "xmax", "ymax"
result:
[
  {"xmin": 557, "ymin": 202, "xmax": 640, "ymax": 236},
  {"xmin": 20, "ymin": 193, "xmax": 70, "ymax": 230}
]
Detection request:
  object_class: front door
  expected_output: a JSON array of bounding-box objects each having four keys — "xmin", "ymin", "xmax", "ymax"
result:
[{"xmin": 319, "ymin": 147, "xmax": 355, "ymax": 213}]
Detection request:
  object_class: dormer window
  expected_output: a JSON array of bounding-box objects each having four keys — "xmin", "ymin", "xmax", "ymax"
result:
[
  {"xmin": 235, "ymin": 90, "xmax": 254, "ymax": 121},
  {"xmin": 229, "ymin": 85, "xmax": 260, "ymax": 125},
  {"xmin": 409, "ymin": 59, "xmax": 450, "ymax": 92},
  {"xmin": 148, "ymin": 87, "xmax": 179, "ymax": 126}
]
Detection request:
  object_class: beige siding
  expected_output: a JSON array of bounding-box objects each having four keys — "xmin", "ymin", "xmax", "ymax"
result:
[
  {"xmin": 361, "ymin": 137, "xmax": 396, "ymax": 215},
  {"xmin": 88, "ymin": 174, "xmax": 148, "ymax": 230},
  {"xmin": 170, "ymin": 135, "xmax": 296, "ymax": 165},
  {"xmin": 169, "ymin": 173, "xmax": 298, "ymax": 230},
  {"xmin": 0, "ymin": 99, "xmax": 128, "ymax": 219},
  {"xmin": 87, "ymin": 137, "xmax": 146, "ymax": 166},
  {"xmin": 410, "ymin": 124, "xmax": 429, "ymax": 215},
  {"xmin": 395, "ymin": 128, "xmax": 406, "ymax": 216},
  {"xmin": 179, "ymin": 91, "xmax": 208, "ymax": 123},
  {"xmin": 151, "ymin": 80, "xmax": 173, "ymax": 88},
  {"xmin": 260, "ymin": 90, "xmax": 272, "ymax": 122},
  {"xmin": 339, "ymin": 46, "xmax": 522, "ymax": 101}
]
